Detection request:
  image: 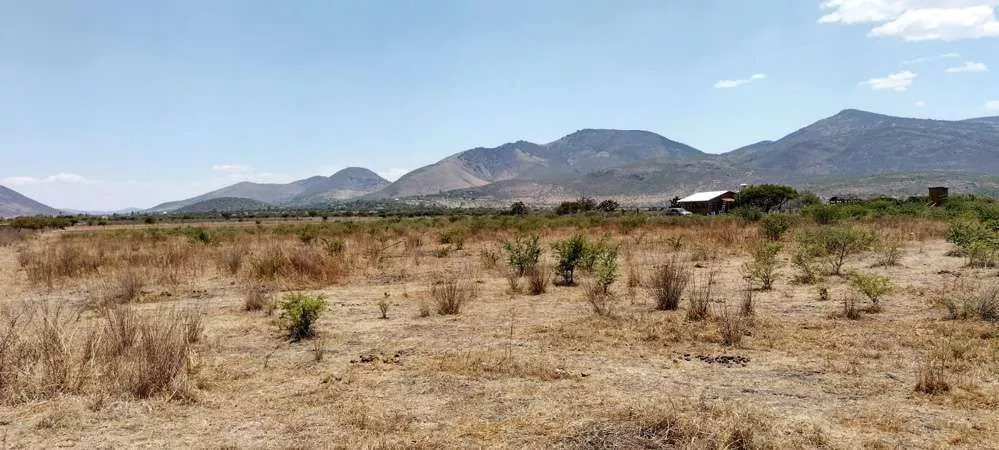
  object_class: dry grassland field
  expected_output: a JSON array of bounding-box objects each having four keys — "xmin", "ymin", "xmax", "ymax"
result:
[{"xmin": 1, "ymin": 214, "xmax": 997, "ymax": 449}]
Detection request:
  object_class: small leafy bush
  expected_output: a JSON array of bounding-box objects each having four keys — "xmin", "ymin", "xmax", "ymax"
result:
[
  {"xmin": 730, "ymin": 206, "xmax": 763, "ymax": 222},
  {"xmin": 850, "ymin": 272, "xmax": 892, "ymax": 309},
  {"xmin": 503, "ymin": 234, "xmax": 542, "ymax": 277},
  {"xmin": 759, "ymin": 214, "xmax": 793, "ymax": 241},
  {"xmin": 743, "ymin": 242, "xmax": 782, "ymax": 291},
  {"xmin": 278, "ymin": 293, "xmax": 328, "ymax": 341},
  {"xmin": 553, "ymin": 234, "xmax": 589, "ymax": 286},
  {"xmin": 797, "ymin": 227, "xmax": 875, "ymax": 275},
  {"xmin": 591, "ymin": 246, "xmax": 619, "ymax": 295}
]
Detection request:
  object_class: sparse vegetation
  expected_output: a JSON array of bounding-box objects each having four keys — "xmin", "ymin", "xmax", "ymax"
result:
[
  {"xmin": 2, "ymin": 209, "xmax": 996, "ymax": 447},
  {"xmin": 277, "ymin": 293, "xmax": 328, "ymax": 341}
]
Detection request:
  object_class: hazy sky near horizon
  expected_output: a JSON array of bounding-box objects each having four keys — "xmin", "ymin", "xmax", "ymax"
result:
[{"xmin": 3, "ymin": 0, "xmax": 999, "ymax": 210}]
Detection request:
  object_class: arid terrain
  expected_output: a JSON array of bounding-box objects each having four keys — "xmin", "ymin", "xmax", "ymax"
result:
[{"xmin": 0, "ymin": 215, "xmax": 997, "ymax": 449}]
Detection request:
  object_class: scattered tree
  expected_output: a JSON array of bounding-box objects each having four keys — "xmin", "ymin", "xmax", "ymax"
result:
[{"xmin": 735, "ymin": 184, "xmax": 799, "ymax": 212}]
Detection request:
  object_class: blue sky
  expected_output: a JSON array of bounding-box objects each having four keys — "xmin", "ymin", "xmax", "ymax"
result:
[{"xmin": 2, "ymin": 0, "xmax": 998, "ymax": 210}]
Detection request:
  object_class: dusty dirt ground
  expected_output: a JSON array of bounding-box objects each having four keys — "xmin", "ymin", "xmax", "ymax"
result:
[{"xmin": 0, "ymin": 220, "xmax": 997, "ymax": 449}]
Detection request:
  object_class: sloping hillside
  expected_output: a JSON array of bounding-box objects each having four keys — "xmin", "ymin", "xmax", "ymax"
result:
[
  {"xmin": 149, "ymin": 167, "xmax": 388, "ymax": 211},
  {"xmin": 0, "ymin": 185, "xmax": 60, "ymax": 218},
  {"xmin": 174, "ymin": 197, "xmax": 273, "ymax": 213},
  {"xmin": 724, "ymin": 109, "xmax": 999, "ymax": 178}
]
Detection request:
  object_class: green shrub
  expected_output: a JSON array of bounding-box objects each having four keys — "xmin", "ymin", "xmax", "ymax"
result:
[
  {"xmin": 591, "ymin": 246, "xmax": 619, "ymax": 295},
  {"xmin": 553, "ymin": 234, "xmax": 589, "ymax": 286},
  {"xmin": 803, "ymin": 205, "xmax": 841, "ymax": 225},
  {"xmin": 730, "ymin": 206, "xmax": 763, "ymax": 222},
  {"xmin": 278, "ymin": 293, "xmax": 328, "ymax": 341},
  {"xmin": 945, "ymin": 220, "xmax": 998, "ymax": 267},
  {"xmin": 798, "ymin": 227, "xmax": 875, "ymax": 275},
  {"xmin": 438, "ymin": 229, "xmax": 466, "ymax": 250},
  {"xmin": 743, "ymin": 242, "xmax": 782, "ymax": 290},
  {"xmin": 502, "ymin": 234, "xmax": 542, "ymax": 277},
  {"xmin": 759, "ymin": 214, "xmax": 793, "ymax": 241},
  {"xmin": 940, "ymin": 286, "xmax": 998, "ymax": 322},
  {"xmin": 850, "ymin": 272, "xmax": 892, "ymax": 309}
]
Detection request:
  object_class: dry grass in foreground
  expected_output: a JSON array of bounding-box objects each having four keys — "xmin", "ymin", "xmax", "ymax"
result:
[{"xmin": 0, "ymin": 215, "xmax": 996, "ymax": 448}]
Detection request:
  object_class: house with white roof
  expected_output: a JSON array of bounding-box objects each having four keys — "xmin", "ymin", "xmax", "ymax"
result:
[{"xmin": 676, "ymin": 190, "xmax": 736, "ymax": 215}]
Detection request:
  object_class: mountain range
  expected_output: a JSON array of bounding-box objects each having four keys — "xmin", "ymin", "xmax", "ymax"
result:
[{"xmin": 3, "ymin": 109, "xmax": 999, "ymax": 217}]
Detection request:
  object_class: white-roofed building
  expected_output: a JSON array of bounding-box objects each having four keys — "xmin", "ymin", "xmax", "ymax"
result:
[{"xmin": 676, "ymin": 190, "xmax": 736, "ymax": 215}]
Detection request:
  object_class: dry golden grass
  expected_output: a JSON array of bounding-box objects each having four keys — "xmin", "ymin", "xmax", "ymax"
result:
[{"xmin": 0, "ymin": 216, "xmax": 996, "ymax": 448}]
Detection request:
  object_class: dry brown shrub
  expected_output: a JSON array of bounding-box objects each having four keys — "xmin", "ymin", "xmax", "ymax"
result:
[
  {"xmin": 431, "ymin": 275, "xmax": 476, "ymax": 315},
  {"xmin": 18, "ymin": 243, "xmax": 101, "ymax": 287},
  {"xmin": 647, "ymin": 257, "xmax": 691, "ymax": 311},
  {"xmin": 842, "ymin": 294, "xmax": 861, "ymax": 320},
  {"xmin": 719, "ymin": 305, "xmax": 745, "ymax": 347},
  {"xmin": 215, "ymin": 243, "xmax": 248, "ymax": 276},
  {"xmin": 525, "ymin": 265, "xmax": 549, "ymax": 296},
  {"xmin": 244, "ymin": 286, "xmax": 273, "ymax": 312},
  {"xmin": 585, "ymin": 282, "xmax": 617, "ymax": 318},
  {"xmin": 686, "ymin": 274, "xmax": 714, "ymax": 322},
  {"xmin": 99, "ymin": 270, "xmax": 146, "ymax": 305},
  {"xmin": 915, "ymin": 355, "xmax": 950, "ymax": 395}
]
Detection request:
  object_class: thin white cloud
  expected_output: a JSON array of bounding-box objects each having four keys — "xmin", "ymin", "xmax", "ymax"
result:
[
  {"xmin": 987, "ymin": 100, "xmax": 999, "ymax": 110},
  {"xmin": 945, "ymin": 61, "xmax": 989, "ymax": 72},
  {"xmin": 714, "ymin": 73, "xmax": 768, "ymax": 89},
  {"xmin": 915, "ymin": 100, "xmax": 927, "ymax": 107},
  {"xmin": 211, "ymin": 164, "xmax": 253, "ymax": 174},
  {"xmin": 209, "ymin": 164, "xmax": 291, "ymax": 183},
  {"xmin": 819, "ymin": 1, "xmax": 999, "ymax": 41},
  {"xmin": 2, "ymin": 172, "xmax": 100, "ymax": 187},
  {"xmin": 902, "ymin": 52, "xmax": 962, "ymax": 65},
  {"xmin": 860, "ymin": 70, "xmax": 918, "ymax": 91},
  {"xmin": 376, "ymin": 168, "xmax": 409, "ymax": 181}
]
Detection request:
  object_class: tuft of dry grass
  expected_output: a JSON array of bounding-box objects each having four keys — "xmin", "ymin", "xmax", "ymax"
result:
[
  {"xmin": 557, "ymin": 401, "xmax": 828, "ymax": 449},
  {"xmin": 431, "ymin": 276, "xmax": 476, "ymax": 315},
  {"xmin": 244, "ymin": 286, "xmax": 273, "ymax": 312},
  {"xmin": 584, "ymin": 282, "xmax": 617, "ymax": 318},
  {"xmin": 719, "ymin": 305, "xmax": 745, "ymax": 347},
  {"xmin": 915, "ymin": 354, "xmax": 950, "ymax": 395},
  {"xmin": 99, "ymin": 271, "xmax": 145, "ymax": 306},
  {"xmin": 525, "ymin": 266, "xmax": 549, "ymax": 296},
  {"xmin": 842, "ymin": 294, "xmax": 861, "ymax": 320},
  {"xmin": 685, "ymin": 274, "xmax": 713, "ymax": 322},
  {"xmin": 647, "ymin": 257, "xmax": 691, "ymax": 311}
]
